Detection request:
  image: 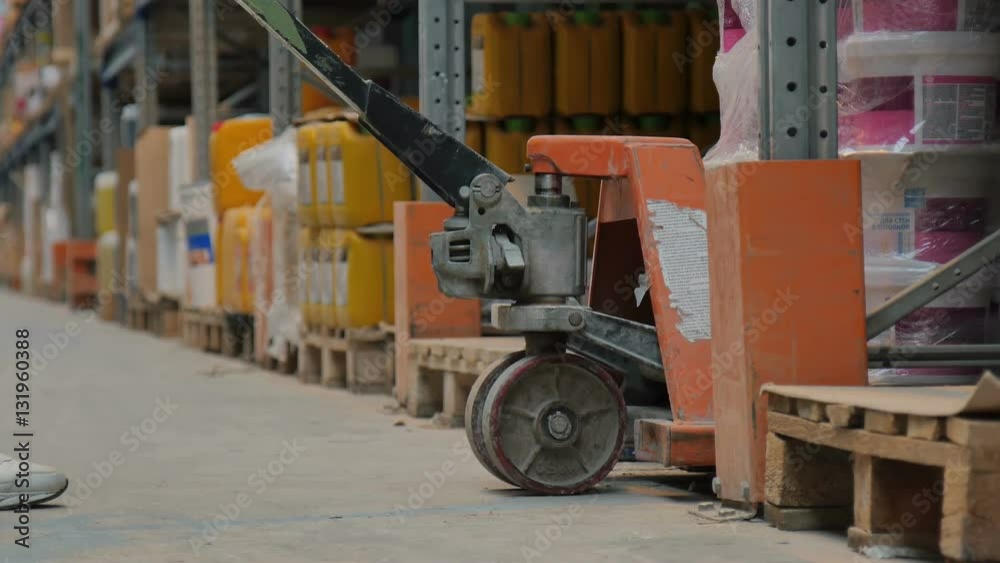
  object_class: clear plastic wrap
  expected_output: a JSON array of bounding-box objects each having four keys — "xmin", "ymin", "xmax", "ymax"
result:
[
  {"xmin": 851, "ymin": 150, "xmax": 997, "ymax": 382},
  {"xmin": 232, "ymin": 128, "xmax": 302, "ymax": 356},
  {"xmin": 706, "ymin": 0, "xmax": 1000, "ymax": 165}
]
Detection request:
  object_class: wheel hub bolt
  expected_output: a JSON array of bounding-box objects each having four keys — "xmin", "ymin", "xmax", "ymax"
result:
[{"xmin": 546, "ymin": 411, "xmax": 574, "ymax": 441}]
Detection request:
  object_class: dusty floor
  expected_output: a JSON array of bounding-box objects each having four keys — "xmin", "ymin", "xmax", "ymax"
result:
[{"xmin": 0, "ymin": 291, "xmax": 891, "ymax": 562}]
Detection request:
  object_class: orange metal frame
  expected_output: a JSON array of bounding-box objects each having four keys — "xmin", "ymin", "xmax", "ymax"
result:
[{"xmin": 528, "ymin": 135, "xmax": 716, "ymax": 467}]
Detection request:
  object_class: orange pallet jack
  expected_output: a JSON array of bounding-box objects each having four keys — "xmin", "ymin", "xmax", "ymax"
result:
[{"xmin": 241, "ymin": 0, "xmax": 868, "ymax": 498}]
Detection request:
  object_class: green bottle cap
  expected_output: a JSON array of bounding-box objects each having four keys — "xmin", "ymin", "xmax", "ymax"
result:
[
  {"xmin": 638, "ymin": 115, "xmax": 668, "ymax": 132},
  {"xmin": 639, "ymin": 10, "xmax": 667, "ymax": 25},
  {"xmin": 573, "ymin": 11, "xmax": 602, "ymax": 26},
  {"xmin": 571, "ymin": 116, "xmax": 601, "ymax": 132},
  {"xmin": 505, "ymin": 117, "xmax": 534, "ymax": 132},
  {"xmin": 503, "ymin": 12, "xmax": 533, "ymax": 27}
]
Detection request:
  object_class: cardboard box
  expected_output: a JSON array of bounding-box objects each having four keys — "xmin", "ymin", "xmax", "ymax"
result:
[{"xmin": 135, "ymin": 128, "xmax": 172, "ymax": 298}]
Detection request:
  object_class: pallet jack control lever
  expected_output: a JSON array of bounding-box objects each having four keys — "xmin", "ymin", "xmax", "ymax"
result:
[{"xmin": 233, "ymin": 0, "xmax": 510, "ymax": 213}]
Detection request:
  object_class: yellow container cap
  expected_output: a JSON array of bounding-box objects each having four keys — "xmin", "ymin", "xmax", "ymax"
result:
[
  {"xmin": 638, "ymin": 115, "xmax": 669, "ymax": 132},
  {"xmin": 503, "ymin": 12, "xmax": 533, "ymax": 27},
  {"xmin": 573, "ymin": 11, "xmax": 602, "ymax": 25},
  {"xmin": 505, "ymin": 117, "xmax": 535, "ymax": 133},
  {"xmin": 571, "ymin": 116, "xmax": 601, "ymax": 132}
]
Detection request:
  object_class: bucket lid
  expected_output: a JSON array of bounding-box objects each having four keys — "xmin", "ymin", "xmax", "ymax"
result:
[
  {"xmin": 506, "ymin": 117, "xmax": 535, "ymax": 132},
  {"xmin": 573, "ymin": 11, "xmax": 602, "ymax": 26},
  {"xmin": 638, "ymin": 115, "xmax": 668, "ymax": 131},
  {"xmin": 503, "ymin": 12, "xmax": 533, "ymax": 27},
  {"xmin": 571, "ymin": 116, "xmax": 601, "ymax": 132}
]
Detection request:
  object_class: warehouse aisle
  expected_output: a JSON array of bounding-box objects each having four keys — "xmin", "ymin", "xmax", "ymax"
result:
[{"xmin": 1, "ymin": 291, "xmax": 871, "ymax": 563}]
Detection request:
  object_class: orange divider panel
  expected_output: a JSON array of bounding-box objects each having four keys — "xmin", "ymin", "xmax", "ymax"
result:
[
  {"xmin": 393, "ymin": 202, "xmax": 482, "ymax": 404},
  {"xmin": 706, "ymin": 160, "xmax": 868, "ymax": 505}
]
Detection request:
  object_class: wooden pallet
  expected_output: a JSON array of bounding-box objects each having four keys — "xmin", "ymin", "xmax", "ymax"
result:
[
  {"xmin": 259, "ymin": 340, "xmax": 298, "ymax": 376},
  {"xmin": 405, "ymin": 337, "xmax": 525, "ymax": 426},
  {"xmin": 181, "ymin": 308, "xmax": 224, "ymax": 353},
  {"xmin": 298, "ymin": 325, "xmax": 393, "ymax": 394},
  {"xmin": 181, "ymin": 308, "xmax": 254, "ymax": 360},
  {"xmin": 127, "ymin": 296, "xmax": 180, "ymax": 337},
  {"xmin": 764, "ymin": 385, "xmax": 1000, "ymax": 562}
]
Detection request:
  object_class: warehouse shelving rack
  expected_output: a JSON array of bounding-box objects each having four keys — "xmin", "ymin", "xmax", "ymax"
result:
[{"xmin": 0, "ymin": 0, "xmax": 79, "ymax": 232}]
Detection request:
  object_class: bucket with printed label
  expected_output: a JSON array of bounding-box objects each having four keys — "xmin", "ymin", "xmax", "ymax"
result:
[
  {"xmin": 838, "ymin": 0, "xmax": 998, "ymax": 34},
  {"xmin": 852, "ymin": 149, "xmax": 998, "ymax": 256},
  {"xmin": 839, "ymin": 32, "xmax": 1000, "ymax": 152}
]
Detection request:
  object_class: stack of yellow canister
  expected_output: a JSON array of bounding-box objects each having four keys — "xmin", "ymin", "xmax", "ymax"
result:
[
  {"xmin": 95, "ymin": 171, "xmax": 120, "ymax": 321},
  {"xmin": 468, "ymin": 12, "xmax": 553, "ymax": 181},
  {"xmin": 213, "ymin": 116, "xmax": 274, "ymax": 314},
  {"xmin": 297, "ymin": 117, "xmax": 410, "ymax": 331},
  {"xmin": 464, "ymin": 7, "xmax": 721, "ymax": 190}
]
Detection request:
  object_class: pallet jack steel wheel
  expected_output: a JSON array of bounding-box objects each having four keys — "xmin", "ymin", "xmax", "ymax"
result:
[
  {"xmin": 481, "ymin": 354, "xmax": 626, "ymax": 495},
  {"xmin": 465, "ymin": 351, "xmax": 526, "ymax": 485}
]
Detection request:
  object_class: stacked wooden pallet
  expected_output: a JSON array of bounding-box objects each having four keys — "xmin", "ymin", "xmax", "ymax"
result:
[
  {"xmin": 404, "ymin": 337, "xmax": 525, "ymax": 426},
  {"xmin": 297, "ymin": 325, "xmax": 394, "ymax": 394},
  {"xmin": 763, "ymin": 374, "xmax": 1000, "ymax": 562},
  {"xmin": 127, "ymin": 294, "xmax": 179, "ymax": 338}
]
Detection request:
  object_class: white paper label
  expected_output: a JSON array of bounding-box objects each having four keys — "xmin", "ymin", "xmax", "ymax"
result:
[
  {"xmin": 865, "ymin": 210, "xmax": 915, "ymax": 256},
  {"xmin": 471, "ymin": 42, "xmax": 486, "ymax": 96},
  {"xmin": 647, "ymin": 200, "xmax": 711, "ymax": 342},
  {"xmin": 319, "ymin": 251, "xmax": 333, "ymax": 305},
  {"xmin": 310, "ymin": 248, "xmax": 323, "ymax": 305},
  {"xmin": 316, "ymin": 147, "xmax": 330, "ymax": 204},
  {"xmin": 331, "ymin": 148, "xmax": 346, "ymax": 205},
  {"xmin": 922, "ymin": 77, "xmax": 996, "ymax": 144},
  {"xmin": 335, "ymin": 249, "xmax": 349, "ymax": 307},
  {"xmin": 299, "ymin": 156, "xmax": 312, "ymax": 206}
]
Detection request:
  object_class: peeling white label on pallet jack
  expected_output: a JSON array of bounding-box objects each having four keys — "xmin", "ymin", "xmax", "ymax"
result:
[{"xmin": 647, "ymin": 199, "xmax": 711, "ymax": 342}]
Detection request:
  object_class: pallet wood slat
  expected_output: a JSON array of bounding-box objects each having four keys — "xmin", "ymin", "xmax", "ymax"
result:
[
  {"xmin": 405, "ymin": 337, "xmax": 524, "ymax": 426},
  {"xmin": 826, "ymin": 404, "xmax": 861, "ymax": 428},
  {"xmin": 764, "ymin": 386, "xmax": 1000, "ymax": 562},
  {"xmin": 298, "ymin": 326, "xmax": 394, "ymax": 394}
]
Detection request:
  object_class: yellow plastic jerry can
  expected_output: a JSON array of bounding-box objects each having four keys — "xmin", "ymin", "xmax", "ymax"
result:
[
  {"xmin": 315, "ymin": 229, "xmax": 337, "ymax": 328},
  {"xmin": 552, "ymin": 116, "xmax": 607, "ymax": 218},
  {"xmin": 469, "ymin": 12, "xmax": 552, "ymax": 118},
  {"xmin": 330, "ymin": 120, "xmax": 414, "ymax": 228},
  {"xmin": 333, "ymin": 230, "xmax": 394, "ymax": 328},
  {"xmin": 687, "ymin": 113, "xmax": 721, "ymax": 154},
  {"xmin": 95, "ymin": 171, "xmax": 117, "ymax": 236},
  {"xmin": 297, "ymin": 124, "xmax": 320, "ymax": 228},
  {"xmin": 211, "ymin": 116, "xmax": 273, "ymax": 214},
  {"xmin": 622, "ymin": 10, "xmax": 689, "ymax": 115},
  {"xmin": 486, "ymin": 118, "xmax": 551, "ymax": 176},
  {"xmin": 299, "ymin": 227, "xmax": 316, "ymax": 325},
  {"xmin": 553, "ymin": 11, "xmax": 621, "ymax": 116},
  {"xmin": 631, "ymin": 114, "xmax": 687, "ymax": 139},
  {"xmin": 466, "ymin": 120, "xmax": 485, "ymax": 155},
  {"xmin": 687, "ymin": 5, "xmax": 721, "ymax": 113},
  {"xmin": 315, "ymin": 122, "xmax": 337, "ymax": 228},
  {"xmin": 219, "ymin": 206, "xmax": 255, "ymax": 314}
]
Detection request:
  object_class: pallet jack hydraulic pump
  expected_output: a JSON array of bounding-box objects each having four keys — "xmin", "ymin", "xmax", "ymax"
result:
[{"xmin": 237, "ymin": 0, "xmax": 709, "ymax": 495}]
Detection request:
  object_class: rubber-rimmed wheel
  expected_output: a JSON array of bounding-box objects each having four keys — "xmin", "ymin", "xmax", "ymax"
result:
[
  {"xmin": 465, "ymin": 351, "xmax": 525, "ymax": 485},
  {"xmin": 481, "ymin": 354, "xmax": 626, "ymax": 495}
]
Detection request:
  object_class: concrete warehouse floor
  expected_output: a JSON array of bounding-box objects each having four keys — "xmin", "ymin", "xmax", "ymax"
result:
[{"xmin": 0, "ymin": 291, "xmax": 893, "ymax": 563}]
